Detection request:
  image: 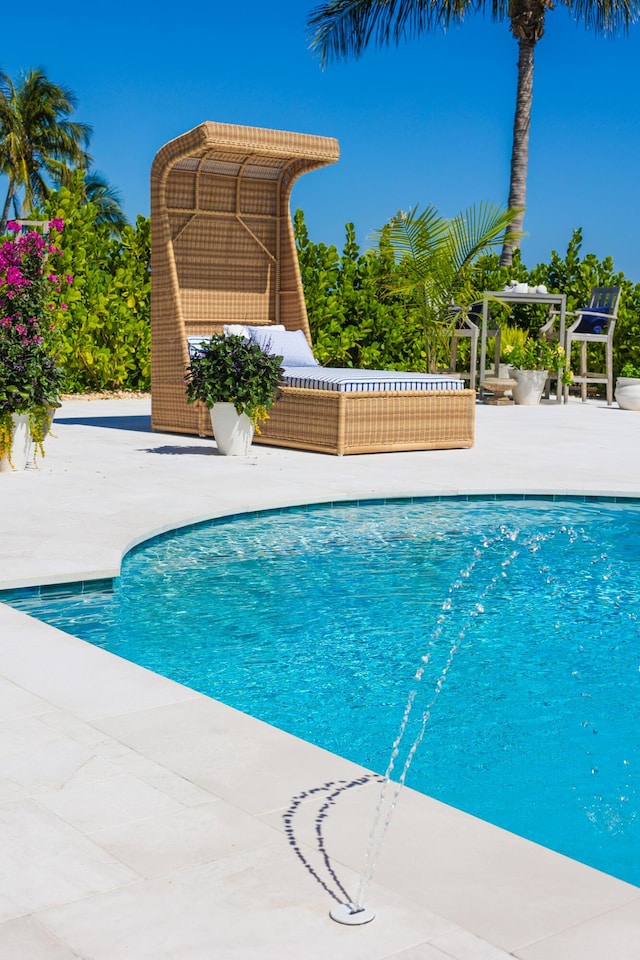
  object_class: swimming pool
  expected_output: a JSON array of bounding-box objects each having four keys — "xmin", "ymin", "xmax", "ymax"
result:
[{"xmin": 4, "ymin": 497, "xmax": 639, "ymax": 887}]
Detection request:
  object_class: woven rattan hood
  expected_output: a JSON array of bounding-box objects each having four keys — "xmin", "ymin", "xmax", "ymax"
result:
[{"xmin": 150, "ymin": 121, "xmax": 339, "ymax": 435}]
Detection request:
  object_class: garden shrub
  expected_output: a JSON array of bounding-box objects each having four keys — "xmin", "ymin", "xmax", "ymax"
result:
[
  {"xmin": 294, "ymin": 209, "xmax": 424, "ymax": 370},
  {"xmin": 474, "ymin": 229, "xmax": 640, "ymax": 377},
  {"xmin": 36, "ymin": 178, "xmax": 150, "ymax": 392}
]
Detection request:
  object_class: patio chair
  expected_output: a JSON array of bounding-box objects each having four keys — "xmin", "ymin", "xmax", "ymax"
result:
[
  {"xmin": 449, "ymin": 306, "xmax": 479, "ymax": 390},
  {"xmin": 563, "ymin": 287, "xmax": 621, "ymax": 404}
]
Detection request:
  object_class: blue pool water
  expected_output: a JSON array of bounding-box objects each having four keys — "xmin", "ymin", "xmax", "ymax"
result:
[{"xmin": 4, "ymin": 497, "xmax": 640, "ymax": 886}]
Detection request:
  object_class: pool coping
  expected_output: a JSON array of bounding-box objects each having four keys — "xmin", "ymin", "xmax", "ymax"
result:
[{"xmin": 1, "ymin": 397, "xmax": 639, "ymax": 959}]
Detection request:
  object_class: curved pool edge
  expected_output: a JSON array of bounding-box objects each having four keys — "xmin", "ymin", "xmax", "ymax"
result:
[
  {"xmin": 2, "ymin": 398, "xmax": 640, "ymax": 958},
  {"xmin": 4, "ymin": 486, "xmax": 640, "ymax": 593},
  {"xmin": 3, "ymin": 395, "xmax": 640, "ymax": 592}
]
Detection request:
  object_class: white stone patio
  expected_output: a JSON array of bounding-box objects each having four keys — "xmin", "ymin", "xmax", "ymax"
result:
[{"xmin": 0, "ymin": 396, "xmax": 639, "ymax": 959}]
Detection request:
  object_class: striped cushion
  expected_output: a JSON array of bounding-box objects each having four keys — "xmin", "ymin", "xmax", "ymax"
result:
[
  {"xmin": 187, "ymin": 336, "xmax": 210, "ymax": 357},
  {"xmin": 281, "ymin": 367, "xmax": 465, "ymax": 392}
]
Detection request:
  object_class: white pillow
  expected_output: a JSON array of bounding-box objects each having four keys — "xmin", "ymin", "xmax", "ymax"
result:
[
  {"xmin": 250, "ymin": 328, "xmax": 318, "ymax": 367},
  {"xmin": 222, "ymin": 323, "xmax": 286, "ymax": 339},
  {"xmin": 223, "ymin": 324, "xmax": 251, "ymax": 338},
  {"xmin": 246, "ymin": 324, "xmax": 285, "ymax": 337}
]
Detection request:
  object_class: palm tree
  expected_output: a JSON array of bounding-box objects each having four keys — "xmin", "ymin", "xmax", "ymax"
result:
[
  {"xmin": 0, "ymin": 68, "xmax": 92, "ymax": 230},
  {"xmin": 78, "ymin": 168, "xmax": 128, "ymax": 235},
  {"xmin": 374, "ymin": 201, "xmax": 520, "ymax": 371},
  {"xmin": 307, "ymin": 0, "xmax": 640, "ymax": 265}
]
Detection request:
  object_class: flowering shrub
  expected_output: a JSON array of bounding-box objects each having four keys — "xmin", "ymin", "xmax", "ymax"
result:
[
  {"xmin": 0, "ymin": 221, "xmax": 66, "ymax": 463},
  {"xmin": 185, "ymin": 334, "xmax": 284, "ymax": 427},
  {"xmin": 503, "ymin": 337, "xmax": 572, "ymax": 384}
]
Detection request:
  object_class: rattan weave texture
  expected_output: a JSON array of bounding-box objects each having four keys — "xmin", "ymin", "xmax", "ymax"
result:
[
  {"xmin": 150, "ymin": 122, "xmax": 475, "ymax": 454},
  {"xmin": 151, "ymin": 122, "xmax": 339, "ymax": 436},
  {"xmin": 255, "ymin": 387, "xmax": 475, "ymax": 456}
]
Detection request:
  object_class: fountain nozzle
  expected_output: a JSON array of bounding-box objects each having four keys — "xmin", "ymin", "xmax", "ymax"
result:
[{"xmin": 330, "ymin": 902, "xmax": 375, "ymax": 925}]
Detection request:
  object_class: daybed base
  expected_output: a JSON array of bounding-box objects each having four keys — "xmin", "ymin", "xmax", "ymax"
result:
[{"xmin": 254, "ymin": 386, "xmax": 476, "ymax": 456}]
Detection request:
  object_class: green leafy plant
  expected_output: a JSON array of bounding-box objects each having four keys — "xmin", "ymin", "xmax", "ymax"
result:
[
  {"xmin": 294, "ymin": 210, "xmax": 423, "ymax": 370},
  {"xmin": 375, "ymin": 202, "xmax": 520, "ymax": 372},
  {"xmin": 503, "ymin": 336, "xmax": 572, "ymax": 384},
  {"xmin": 497, "ymin": 325, "xmax": 528, "ymax": 359},
  {"xmin": 620, "ymin": 362, "xmax": 640, "ymax": 378},
  {"xmin": 185, "ymin": 334, "xmax": 284, "ymax": 427},
  {"xmin": 36, "ymin": 176, "xmax": 150, "ymax": 392}
]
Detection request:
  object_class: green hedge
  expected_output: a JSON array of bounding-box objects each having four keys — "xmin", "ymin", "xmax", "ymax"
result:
[
  {"xmin": 297, "ymin": 214, "xmax": 640, "ymax": 379},
  {"xmin": 294, "ymin": 209, "xmax": 425, "ymax": 370},
  {"xmin": 38, "ymin": 179, "xmax": 150, "ymax": 392},
  {"xmin": 27, "ymin": 200, "xmax": 638, "ymax": 392},
  {"xmin": 472, "ymin": 229, "xmax": 640, "ymax": 376}
]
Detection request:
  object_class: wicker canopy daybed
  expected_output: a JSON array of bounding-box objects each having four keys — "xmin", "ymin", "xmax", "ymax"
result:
[{"xmin": 150, "ymin": 122, "xmax": 475, "ymax": 455}]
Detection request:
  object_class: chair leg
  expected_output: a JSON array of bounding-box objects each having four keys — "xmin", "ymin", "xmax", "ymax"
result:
[
  {"xmin": 564, "ymin": 336, "xmax": 571, "ymax": 403},
  {"xmin": 450, "ymin": 336, "xmax": 458, "ymax": 373},
  {"xmin": 606, "ymin": 339, "xmax": 613, "ymax": 405},
  {"xmin": 470, "ymin": 333, "xmax": 478, "ymax": 392},
  {"xmin": 580, "ymin": 342, "xmax": 588, "ymax": 402}
]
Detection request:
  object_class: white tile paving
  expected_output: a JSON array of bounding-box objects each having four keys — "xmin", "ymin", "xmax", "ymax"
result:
[{"xmin": 0, "ymin": 396, "xmax": 639, "ymax": 958}]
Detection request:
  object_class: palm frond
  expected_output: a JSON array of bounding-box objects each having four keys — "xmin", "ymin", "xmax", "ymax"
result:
[
  {"xmin": 446, "ymin": 202, "xmax": 521, "ymax": 274},
  {"xmin": 0, "ymin": 67, "xmax": 92, "ymax": 227},
  {"xmin": 558, "ymin": 0, "xmax": 640, "ymax": 34},
  {"xmin": 307, "ymin": 0, "xmax": 475, "ymax": 66}
]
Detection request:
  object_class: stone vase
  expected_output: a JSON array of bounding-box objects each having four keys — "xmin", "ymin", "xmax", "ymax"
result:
[
  {"xmin": 210, "ymin": 403, "xmax": 255, "ymax": 456},
  {"xmin": 509, "ymin": 369, "xmax": 548, "ymax": 406}
]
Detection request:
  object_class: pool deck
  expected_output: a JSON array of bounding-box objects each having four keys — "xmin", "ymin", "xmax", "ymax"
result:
[{"xmin": 1, "ymin": 396, "xmax": 639, "ymax": 960}]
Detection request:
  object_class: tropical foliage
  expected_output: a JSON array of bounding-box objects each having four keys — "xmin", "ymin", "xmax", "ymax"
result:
[
  {"xmin": 296, "ymin": 212, "xmax": 640, "ymax": 386},
  {"xmin": 0, "ymin": 69, "xmax": 91, "ymax": 229},
  {"xmin": 307, "ymin": 0, "xmax": 640, "ymax": 265},
  {"xmin": 0, "ymin": 68, "xmax": 126, "ymax": 235},
  {"xmin": 35, "ymin": 177, "xmax": 150, "ymax": 391},
  {"xmin": 375, "ymin": 202, "xmax": 519, "ymax": 371},
  {"xmin": 295, "ymin": 209, "xmax": 424, "ymax": 369}
]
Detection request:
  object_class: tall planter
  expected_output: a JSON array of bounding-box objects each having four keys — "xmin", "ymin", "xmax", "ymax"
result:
[
  {"xmin": 0, "ymin": 413, "xmax": 33, "ymax": 472},
  {"xmin": 210, "ymin": 403, "xmax": 255, "ymax": 456},
  {"xmin": 509, "ymin": 368, "xmax": 548, "ymax": 406}
]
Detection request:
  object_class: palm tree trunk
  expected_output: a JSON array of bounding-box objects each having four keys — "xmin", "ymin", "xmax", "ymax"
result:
[
  {"xmin": 501, "ymin": 37, "xmax": 535, "ymax": 266},
  {"xmin": 0, "ymin": 181, "xmax": 15, "ymax": 233}
]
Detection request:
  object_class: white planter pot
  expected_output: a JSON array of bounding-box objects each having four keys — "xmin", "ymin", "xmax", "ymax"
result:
[
  {"xmin": 615, "ymin": 378, "xmax": 640, "ymax": 411},
  {"xmin": 509, "ymin": 368, "xmax": 548, "ymax": 406},
  {"xmin": 210, "ymin": 403, "xmax": 255, "ymax": 456},
  {"xmin": 0, "ymin": 413, "xmax": 33, "ymax": 472}
]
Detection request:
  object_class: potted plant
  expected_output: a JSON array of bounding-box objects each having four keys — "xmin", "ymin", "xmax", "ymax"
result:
[
  {"xmin": 502, "ymin": 336, "xmax": 571, "ymax": 405},
  {"xmin": 185, "ymin": 334, "xmax": 284, "ymax": 455},
  {"xmin": 0, "ymin": 337, "xmax": 65, "ymax": 470},
  {"xmin": 0, "ymin": 220, "xmax": 66, "ymax": 471},
  {"xmin": 615, "ymin": 362, "xmax": 640, "ymax": 411}
]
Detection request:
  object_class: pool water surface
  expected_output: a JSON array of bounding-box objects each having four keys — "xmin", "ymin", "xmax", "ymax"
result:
[{"xmin": 4, "ymin": 497, "xmax": 639, "ymax": 886}]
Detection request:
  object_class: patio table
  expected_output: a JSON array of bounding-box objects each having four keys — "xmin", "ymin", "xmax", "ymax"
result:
[{"xmin": 480, "ymin": 291, "xmax": 567, "ymax": 403}]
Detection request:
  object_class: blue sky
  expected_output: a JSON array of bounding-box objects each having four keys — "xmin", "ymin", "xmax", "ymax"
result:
[{"xmin": 2, "ymin": 1, "xmax": 640, "ymax": 278}]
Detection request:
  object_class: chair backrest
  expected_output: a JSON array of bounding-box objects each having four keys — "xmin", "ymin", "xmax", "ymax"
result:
[
  {"xmin": 149, "ymin": 121, "xmax": 339, "ymax": 436},
  {"xmin": 448, "ymin": 303, "xmax": 481, "ymax": 332},
  {"xmin": 588, "ymin": 286, "xmax": 621, "ymax": 319}
]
